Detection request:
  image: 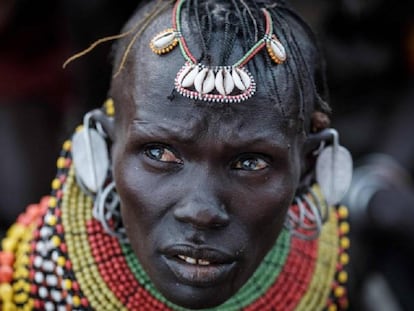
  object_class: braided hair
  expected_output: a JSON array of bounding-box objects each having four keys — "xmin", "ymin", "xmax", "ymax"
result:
[{"xmin": 110, "ymin": 0, "xmax": 330, "ymax": 130}]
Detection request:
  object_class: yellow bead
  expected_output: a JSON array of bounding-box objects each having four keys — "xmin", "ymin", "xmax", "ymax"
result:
[
  {"xmin": 24, "ymin": 299, "xmax": 34, "ymax": 310},
  {"xmin": 335, "ymin": 286, "xmax": 346, "ymax": 298},
  {"xmin": 340, "ymin": 253, "xmax": 350, "ymax": 265},
  {"xmin": 1, "ymin": 238, "xmax": 17, "ymax": 252},
  {"xmin": 7, "ymin": 224, "xmax": 25, "ymax": 239},
  {"xmin": 340, "ymin": 237, "xmax": 351, "ymax": 249},
  {"xmin": 338, "ymin": 206, "xmax": 349, "ymax": 219},
  {"xmin": 339, "ymin": 222, "xmax": 350, "ymax": 234},
  {"xmin": 72, "ymin": 295, "xmax": 81, "ymax": 307},
  {"xmin": 338, "ymin": 271, "xmax": 348, "ymax": 283},
  {"xmin": 104, "ymin": 98, "xmax": 115, "ymax": 116},
  {"xmin": 57, "ymin": 256, "xmax": 66, "ymax": 267},
  {"xmin": 49, "ymin": 197, "xmax": 57, "ymax": 208},
  {"xmin": 51, "ymin": 179, "xmax": 61, "ymax": 190},
  {"xmin": 75, "ymin": 125, "xmax": 84, "ymax": 133},
  {"xmin": 13, "ymin": 292, "xmax": 28, "ymax": 304},
  {"xmin": 2, "ymin": 302, "xmax": 16, "ymax": 311},
  {"xmin": 56, "ymin": 157, "xmax": 66, "ymax": 169},
  {"xmin": 46, "ymin": 215, "xmax": 57, "ymax": 226},
  {"xmin": 0, "ymin": 283, "xmax": 14, "ymax": 301},
  {"xmin": 63, "ymin": 279, "xmax": 72, "ymax": 290},
  {"xmin": 62, "ymin": 140, "xmax": 72, "ymax": 151},
  {"xmin": 51, "ymin": 236, "xmax": 61, "ymax": 247},
  {"xmin": 14, "ymin": 268, "xmax": 29, "ymax": 279},
  {"xmin": 328, "ymin": 304, "xmax": 337, "ymax": 311}
]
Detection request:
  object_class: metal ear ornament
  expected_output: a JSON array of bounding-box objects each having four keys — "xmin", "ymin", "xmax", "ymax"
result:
[
  {"xmin": 315, "ymin": 129, "xmax": 353, "ymax": 206},
  {"xmin": 149, "ymin": 0, "xmax": 287, "ymax": 103},
  {"xmin": 71, "ymin": 110, "xmax": 110, "ymax": 195}
]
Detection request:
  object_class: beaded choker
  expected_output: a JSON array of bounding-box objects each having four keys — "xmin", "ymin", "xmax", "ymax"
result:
[{"xmin": 150, "ymin": 0, "xmax": 287, "ymax": 103}]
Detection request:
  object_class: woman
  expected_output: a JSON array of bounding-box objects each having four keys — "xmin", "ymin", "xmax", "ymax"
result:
[{"xmin": 0, "ymin": 0, "xmax": 351, "ymax": 310}]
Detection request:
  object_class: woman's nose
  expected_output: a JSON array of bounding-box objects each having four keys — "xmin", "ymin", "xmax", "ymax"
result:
[{"xmin": 173, "ymin": 186, "xmax": 230, "ymax": 229}]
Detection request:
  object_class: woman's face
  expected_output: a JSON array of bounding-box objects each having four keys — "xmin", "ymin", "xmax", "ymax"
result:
[{"xmin": 110, "ymin": 12, "xmax": 306, "ymax": 309}]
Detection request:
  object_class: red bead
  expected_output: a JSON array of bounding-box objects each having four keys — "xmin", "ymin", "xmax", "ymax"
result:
[
  {"xmin": 0, "ymin": 251, "xmax": 15, "ymax": 266},
  {"xmin": 0, "ymin": 265, "xmax": 14, "ymax": 282},
  {"xmin": 81, "ymin": 297, "xmax": 89, "ymax": 307}
]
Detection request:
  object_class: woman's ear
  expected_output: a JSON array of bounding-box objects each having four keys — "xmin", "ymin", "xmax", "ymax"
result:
[
  {"xmin": 91, "ymin": 99, "xmax": 116, "ymax": 142},
  {"xmin": 299, "ymin": 129, "xmax": 334, "ymax": 189}
]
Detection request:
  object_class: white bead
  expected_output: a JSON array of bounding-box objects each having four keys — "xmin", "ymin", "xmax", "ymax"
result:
[
  {"xmin": 43, "ymin": 260, "xmax": 55, "ymax": 272},
  {"xmin": 45, "ymin": 301, "xmax": 55, "ymax": 311},
  {"xmin": 39, "ymin": 286, "xmax": 48, "ymax": 299},
  {"xmin": 34, "ymin": 272, "xmax": 45, "ymax": 283},
  {"xmin": 56, "ymin": 266, "xmax": 64, "ymax": 276},
  {"xmin": 51, "ymin": 251, "xmax": 59, "ymax": 262},
  {"xmin": 46, "ymin": 275, "xmax": 58, "ymax": 287},
  {"xmin": 34, "ymin": 256, "xmax": 43, "ymax": 268},
  {"xmin": 51, "ymin": 290, "xmax": 62, "ymax": 302},
  {"xmin": 40, "ymin": 227, "xmax": 53, "ymax": 239}
]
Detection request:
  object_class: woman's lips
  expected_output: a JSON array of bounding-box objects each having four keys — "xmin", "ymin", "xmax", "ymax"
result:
[{"xmin": 161, "ymin": 245, "xmax": 237, "ymax": 287}]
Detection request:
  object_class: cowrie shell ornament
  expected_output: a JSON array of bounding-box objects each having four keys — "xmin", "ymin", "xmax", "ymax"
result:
[
  {"xmin": 175, "ymin": 63, "xmax": 256, "ymax": 103},
  {"xmin": 150, "ymin": 1, "xmax": 287, "ymax": 103},
  {"xmin": 150, "ymin": 28, "xmax": 178, "ymax": 55},
  {"xmin": 215, "ymin": 69, "xmax": 234, "ymax": 96},
  {"xmin": 266, "ymin": 36, "xmax": 287, "ymax": 64}
]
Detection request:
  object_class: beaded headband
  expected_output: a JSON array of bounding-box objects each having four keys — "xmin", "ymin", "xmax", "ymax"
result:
[{"xmin": 150, "ymin": 0, "xmax": 287, "ymax": 103}]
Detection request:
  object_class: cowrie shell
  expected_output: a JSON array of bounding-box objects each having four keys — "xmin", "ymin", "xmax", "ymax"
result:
[
  {"xmin": 194, "ymin": 68, "xmax": 215, "ymax": 94},
  {"xmin": 177, "ymin": 64, "xmax": 193, "ymax": 85},
  {"xmin": 232, "ymin": 68, "xmax": 251, "ymax": 91},
  {"xmin": 215, "ymin": 69, "xmax": 234, "ymax": 95},
  {"xmin": 268, "ymin": 39, "xmax": 286, "ymax": 63},
  {"xmin": 152, "ymin": 30, "xmax": 176, "ymax": 49},
  {"xmin": 181, "ymin": 66, "xmax": 200, "ymax": 88}
]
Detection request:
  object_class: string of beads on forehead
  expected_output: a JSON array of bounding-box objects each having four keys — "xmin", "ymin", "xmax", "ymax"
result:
[{"xmin": 150, "ymin": 0, "xmax": 287, "ymax": 104}]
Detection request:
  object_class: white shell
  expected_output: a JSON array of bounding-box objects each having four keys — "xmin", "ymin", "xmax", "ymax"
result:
[
  {"xmin": 181, "ymin": 66, "xmax": 199, "ymax": 88},
  {"xmin": 316, "ymin": 145, "xmax": 353, "ymax": 206},
  {"xmin": 177, "ymin": 64, "xmax": 192, "ymax": 85},
  {"xmin": 194, "ymin": 68, "xmax": 215, "ymax": 94},
  {"xmin": 232, "ymin": 68, "xmax": 251, "ymax": 91},
  {"xmin": 215, "ymin": 69, "xmax": 234, "ymax": 95},
  {"xmin": 270, "ymin": 39, "xmax": 286, "ymax": 61},
  {"xmin": 203, "ymin": 69, "xmax": 216, "ymax": 94},
  {"xmin": 72, "ymin": 128, "xmax": 109, "ymax": 193},
  {"xmin": 152, "ymin": 31, "xmax": 176, "ymax": 49}
]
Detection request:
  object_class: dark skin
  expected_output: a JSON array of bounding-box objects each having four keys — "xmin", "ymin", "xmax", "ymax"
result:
[{"xmin": 99, "ymin": 3, "xmax": 326, "ymax": 309}]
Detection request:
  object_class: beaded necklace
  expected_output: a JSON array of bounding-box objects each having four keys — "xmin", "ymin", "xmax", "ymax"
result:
[
  {"xmin": 0, "ymin": 132, "xmax": 350, "ymax": 311},
  {"xmin": 150, "ymin": 0, "xmax": 287, "ymax": 103}
]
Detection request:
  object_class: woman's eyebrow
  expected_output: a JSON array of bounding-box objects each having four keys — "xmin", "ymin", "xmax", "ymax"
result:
[
  {"xmin": 128, "ymin": 120, "xmax": 292, "ymax": 152},
  {"xmin": 127, "ymin": 120, "xmax": 202, "ymax": 143}
]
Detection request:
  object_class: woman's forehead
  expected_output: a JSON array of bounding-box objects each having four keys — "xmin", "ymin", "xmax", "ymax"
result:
[{"xmin": 110, "ymin": 1, "xmax": 316, "ymax": 132}]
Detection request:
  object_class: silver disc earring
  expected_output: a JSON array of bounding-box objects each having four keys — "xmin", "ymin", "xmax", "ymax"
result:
[
  {"xmin": 71, "ymin": 109, "xmax": 110, "ymax": 196},
  {"xmin": 315, "ymin": 128, "xmax": 353, "ymax": 206}
]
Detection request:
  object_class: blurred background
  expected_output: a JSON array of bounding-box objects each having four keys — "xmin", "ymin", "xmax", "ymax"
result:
[{"xmin": 1, "ymin": 0, "xmax": 413, "ymax": 310}]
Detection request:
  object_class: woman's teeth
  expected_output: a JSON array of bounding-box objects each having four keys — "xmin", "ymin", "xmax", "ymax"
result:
[{"xmin": 177, "ymin": 255, "xmax": 211, "ymax": 266}]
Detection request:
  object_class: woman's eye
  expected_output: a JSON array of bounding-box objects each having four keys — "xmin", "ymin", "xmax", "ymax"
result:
[
  {"xmin": 144, "ymin": 145, "xmax": 183, "ymax": 164},
  {"xmin": 233, "ymin": 157, "xmax": 269, "ymax": 171}
]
